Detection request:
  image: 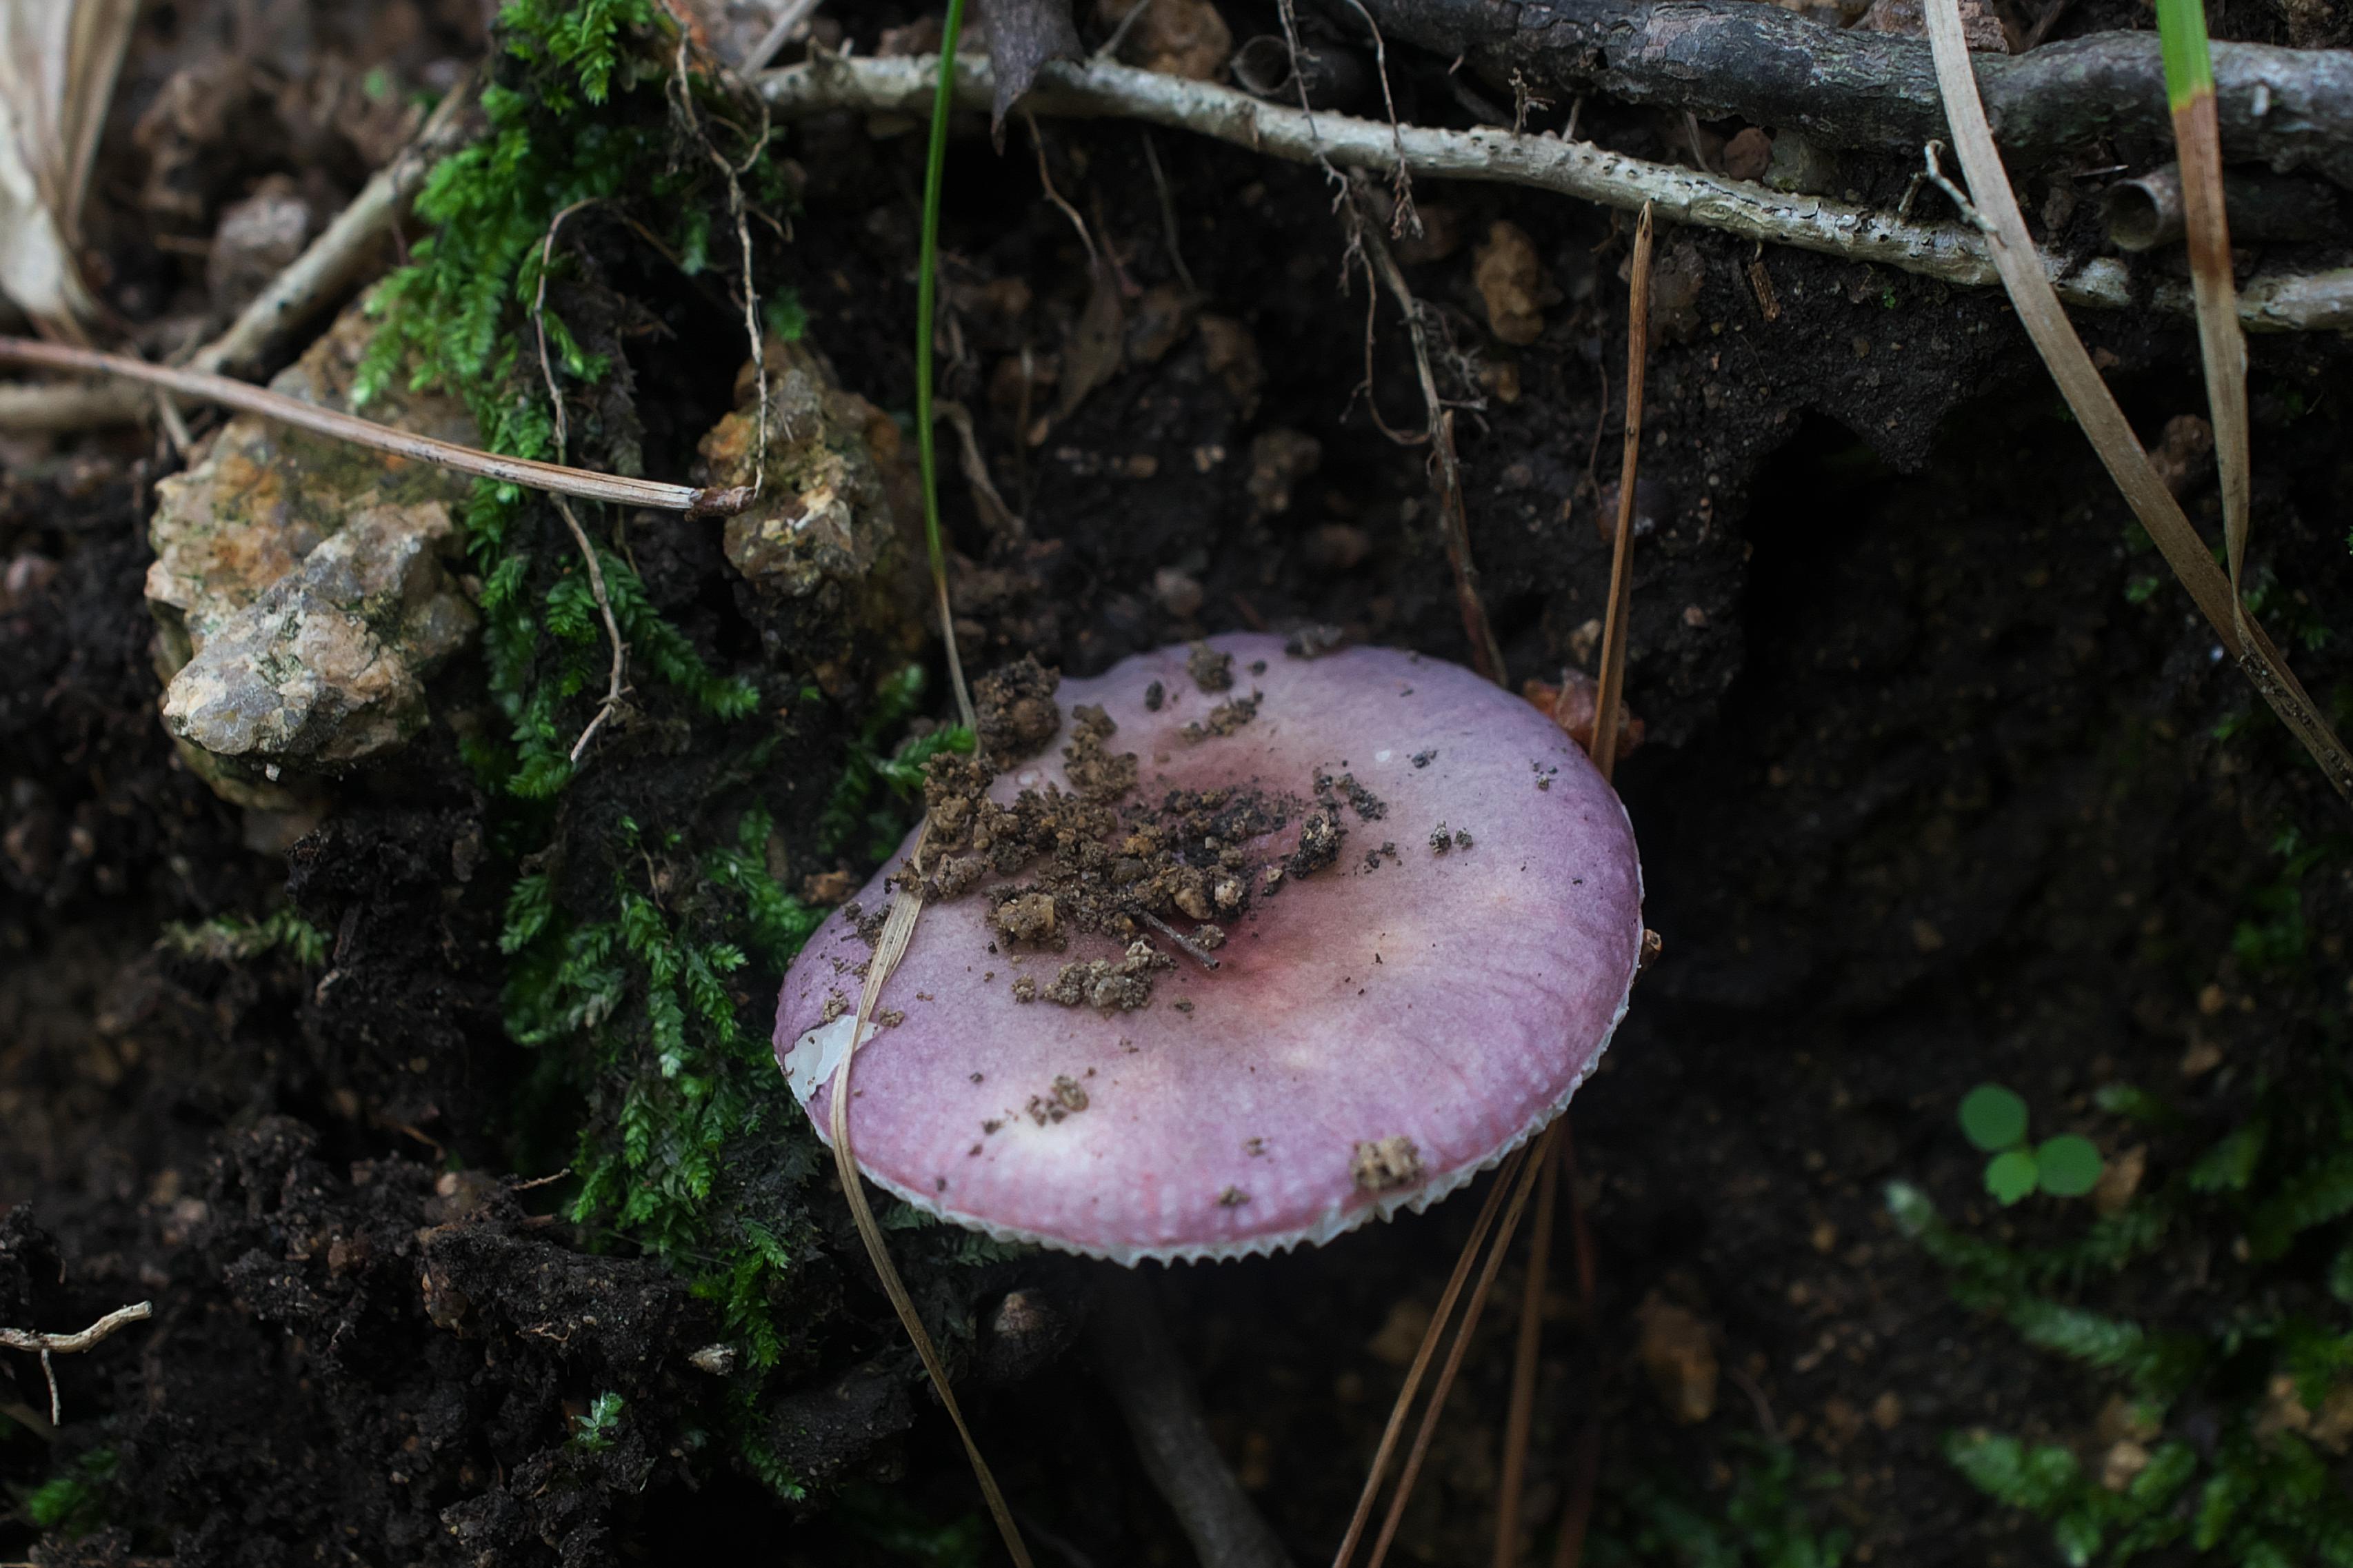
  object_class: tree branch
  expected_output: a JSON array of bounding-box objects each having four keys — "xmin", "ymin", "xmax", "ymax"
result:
[
  {"xmin": 1352, "ymin": 0, "xmax": 2353, "ymax": 189},
  {"xmin": 757, "ymin": 54, "xmax": 2353, "ymax": 332}
]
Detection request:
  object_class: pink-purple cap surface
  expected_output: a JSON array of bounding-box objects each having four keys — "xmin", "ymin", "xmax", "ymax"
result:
[{"xmin": 774, "ymin": 633, "xmax": 1643, "ymax": 1264}]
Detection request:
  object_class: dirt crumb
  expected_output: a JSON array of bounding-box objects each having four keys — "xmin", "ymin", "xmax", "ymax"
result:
[
  {"xmin": 1285, "ymin": 623, "xmax": 1345, "ymax": 659},
  {"xmin": 974, "ymin": 656, "xmax": 1063, "ymax": 761},
  {"xmin": 1351, "ymin": 1136, "xmax": 1425, "ymax": 1193},
  {"xmin": 993, "ymin": 892, "xmax": 1059, "ymax": 945},
  {"xmin": 1144, "ymin": 679, "xmax": 1165, "ymax": 711},
  {"xmin": 1012, "ymin": 976, "xmax": 1038, "ymax": 1003},
  {"xmin": 1187, "ymin": 641, "xmax": 1234, "ymax": 692},
  {"xmin": 1290, "ymin": 808, "xmax": 1345, "ymax": 878},
  {"xmin": 1045, "ymin": 939, "xmax": 1173, "ymax": 1011},
  {"xmin": 1182, "ymin": 692, "xmax": 1260, "ymax": 741},
  {"xmin": 1026, "ymin": 1074, "xmax": 1091, "ymax": 1125},
  {"xmin": 1063, "ymin": 703, "xmax": 1140, "ymax": 801}
]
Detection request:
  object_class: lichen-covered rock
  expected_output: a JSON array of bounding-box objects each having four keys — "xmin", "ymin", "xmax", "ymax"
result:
[
  {"xmin": 161, "ymin": 502, "xmax": 475, "ymax": 766},
  {"xmin": 146, "ymin": 303, "xmax": 478, "ymax": 788},
  {"xmin": 695, "ymin": 334, "xmax": 925, "ymax": 690}
]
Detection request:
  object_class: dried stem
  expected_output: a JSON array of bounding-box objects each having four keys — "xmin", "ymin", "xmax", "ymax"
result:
[
  {"xmin": 1365, "ymin": 1147, "xmax": 1548, "ymax": 1568},
  {"xmin": 1088, "ymin": 1270, "xmax": 1292, "ymax": 1568},
  {"xmin": 827, "ymin": 827, "xmax": 1032, "ymax": 1568},
  {"xmin": 0, "ymin": 338, "xmax": 752, "ymax": 516},
  {"xmin": 2, "ymin": 1300, "xmax": 152, "ymax": 1425},
  {"xmin": 1922, "ymin": 0, "xmax": 2352, "ymax": 803},
  {"xmin": 0, "ymin": 72, "xmax": 479, "ymax": 430},
  {"xmin": 532, "ymin": 200, "xmax": 630, "ymax": 765},
  {"xmin": 2159, "ymin": 0, "xmax": 2252, "ymax": 650},
  {"xmin": 1358, "ymin": 221, "xmax": 1508, "ymax": 684},
  {"xmin": 1333, "ymin": 1143, "xmax": 1530, "ymax": 1568},
  {"xmin": 1492, "ymin": 1134, "xmax": 1559, "ymax": 1568},
  {"xmin": 1590, "ymin": 204, "xmax": 1654, "ymax": 783},
  {"xmin": 757, "ymin": 55, "xmax": 2353, "ymax": 332}
]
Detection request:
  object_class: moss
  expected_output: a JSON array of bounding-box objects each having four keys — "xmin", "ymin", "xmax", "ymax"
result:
[
  {"xmin": 353, "ymin": 0, "xmax": 874, "ymax": 1498},
  {"xmin": 1889, "ymin": 1038, "xmax": 2353, "ymax": 1567}
]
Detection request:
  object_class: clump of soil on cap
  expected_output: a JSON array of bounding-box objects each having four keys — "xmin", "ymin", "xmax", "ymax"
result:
[
  {"xmin": 1185, "ymin": 641, "xmax": 1234, "ymax": 692},
  {"xmin": 917, "ymin": 661, "xmax": 1392, "ymax": 1011}
]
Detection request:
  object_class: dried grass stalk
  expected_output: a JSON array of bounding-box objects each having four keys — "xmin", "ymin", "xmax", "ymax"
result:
[{"xmin": 1921, "ymin": 0, "xmax": 2352, "ymax": 803}]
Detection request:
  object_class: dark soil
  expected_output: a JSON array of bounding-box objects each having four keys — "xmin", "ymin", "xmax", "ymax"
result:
[{"xmin": 6, "ymin": 1, "xmax": 2352, "ymax": 1565}]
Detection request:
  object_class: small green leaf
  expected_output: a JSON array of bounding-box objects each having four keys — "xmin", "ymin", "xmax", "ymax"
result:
[
  {"xmin": 1961, "ymin": 1085, "xmax": 2031, "ymax": 1152},
  {"xmin": 2036, "ymin": 1136, "xmax": 2105, "ymax": 1198},
  {"xmin": 1987, "ymin": 1149, "xmax": 2041, "ymax": 1206}
]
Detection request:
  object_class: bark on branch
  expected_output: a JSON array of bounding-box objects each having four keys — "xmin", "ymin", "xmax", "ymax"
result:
[
  {"xmin": 1353, "ymin": 0, "xmax": 2353, "ymax": 188},
  {"xmin": 758, "ymin": 54, "xmax": 2353, "ymax": 331}
]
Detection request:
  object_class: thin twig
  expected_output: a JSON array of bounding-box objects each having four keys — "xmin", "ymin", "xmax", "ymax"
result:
[
  {"xmin": 1365, "ymin": 1148, "xmax": 1548, "ymax": 1568},
  {"xmin": 1358, "ymin": 222, "xmax": 1508, "ymax": 685},
  {"xmin": 756, "ymin": 56, "xmax": 2353, "ymax": 332},
  {"xmin": 0, "ymin": 72, "xmax": 481, "ymax": 431},
  {"xmin": 2, "ymin": 1301, "xmax": 153, "ymax": 1426},
  {"xmin": 1024, "ymin": 114, "xmax": 1103, "ymax": 272},
  {"xmin": 741, "ymin": 0, "xmax": 825, "ymax": 72},
  {"xmin": 0, "ymin": 338, "xmax": 752, "ymax": 514},
  {"xmin": 1591, "ymin": 203, "xmax": 1654, "ymax": 783},
  {"xmin": 1137, "ymin": 130, "xmax": 1197, "ymax": 296},
  {"xmin": 1094, "ymin": 0, "xmax": 1159, "ymax": 62},
  {"xmin": 1140, "ymin": 909, "xmax": 1223, "ymax": 970},
  {"xmin": 1922, "ymin": 0, "xmax": 2353, "ymax": 802},
  {"xmin": 1333, "ymin": 0, "xmax": 1419, "ymax": 234},
  {"xmin": 1333, "ymin": 1145, "xmax": 1530, "ymax": 1568},
  {"xmin": 532, "ymin": 199, "xmax": 631, "ymax": 765},
  {"xmin": 1492, "ymin": 1134, "xmax": 1559, "ymax": 1568}
]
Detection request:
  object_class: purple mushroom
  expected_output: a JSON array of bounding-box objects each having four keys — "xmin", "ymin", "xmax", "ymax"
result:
[{"xmin": 774, "ymin": 632, "xmax": 1643, "ymax": 1265}]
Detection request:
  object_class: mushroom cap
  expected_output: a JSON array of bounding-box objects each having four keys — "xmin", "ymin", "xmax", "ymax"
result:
[{"xmin": 774, "ymin": 633, "xmax": 1643, "ymax": 1265}]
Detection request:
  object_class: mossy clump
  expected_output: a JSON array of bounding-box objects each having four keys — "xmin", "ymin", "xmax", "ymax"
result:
[{"xmin": 348, "ymin": 0, "xmax": 972, "ymax": 1501}]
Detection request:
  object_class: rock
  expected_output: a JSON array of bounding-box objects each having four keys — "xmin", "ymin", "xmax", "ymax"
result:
[
  {"xmin": 146, "ymin": 301, "xmax": 479, "ymax": 798},
  {"xmin": 698, "ymin": 334, "xmax": 924, "ymax": 633},
  {"xmin": 1765, "ymin": 132, "xmax": 1841, "ymax": 197},
  {"xmin": 1473, "ymin": 220, "xmax": 1553, "ymax": 346},
  {"xmin": 161, "ymin": 501, "xmax": 475, "ymax": 767},
  {"xmin": 1635, "ymin": 1291, "xmax": 1718, "ymax": 1422},
  {"xmin": 208, "ymin": 174, "xmax": 315, "ymax": 313},
  {"xmin": 1093, "ymin": 0, "xmax": 1230, "ymax": 80},
  {"xmin": 1723, "ymin": 127, "xmax": 1774, "ymax": 183}
]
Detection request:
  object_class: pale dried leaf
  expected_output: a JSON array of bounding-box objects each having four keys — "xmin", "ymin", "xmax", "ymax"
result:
[{"xmin": 0, "ymin": 0, "xmax": 136, "ymax": 337}]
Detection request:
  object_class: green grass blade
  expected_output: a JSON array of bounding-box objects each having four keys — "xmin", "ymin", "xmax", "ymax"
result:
[
  {"xmin": 2157, "ymin": 0, "xmax": 2216, "ymax": 110},
  {"xmin": 918, "ymin": 0, "xmax": 977, "ymax": 734}
]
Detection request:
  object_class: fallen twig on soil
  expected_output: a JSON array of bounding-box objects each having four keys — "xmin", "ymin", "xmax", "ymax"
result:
[
  {"xmin": 1923, "ymin": 0, "xmax": 2353, "ymax": 803},
  {"xmin": 0, "ymin": 70, "xmax": 479, "ymax": 431},
  {"xmin": 1354, "ymin": 0, "xmax": 2353, "ymax": 190},
  {"xmin": 1089, "ymin": 1271, "xmax": 1292, "ymax": 1568},
  {"xmin": 759, "ymin": 54, "xmax": 2353, "ymax": 332},
  {"xmin": 0, "ymin": 338, "xmax": 754, "ymax": 516},
  {"xmin": 2, "ymin": 1300, "xmax": 152, "ymax": 1425}
]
